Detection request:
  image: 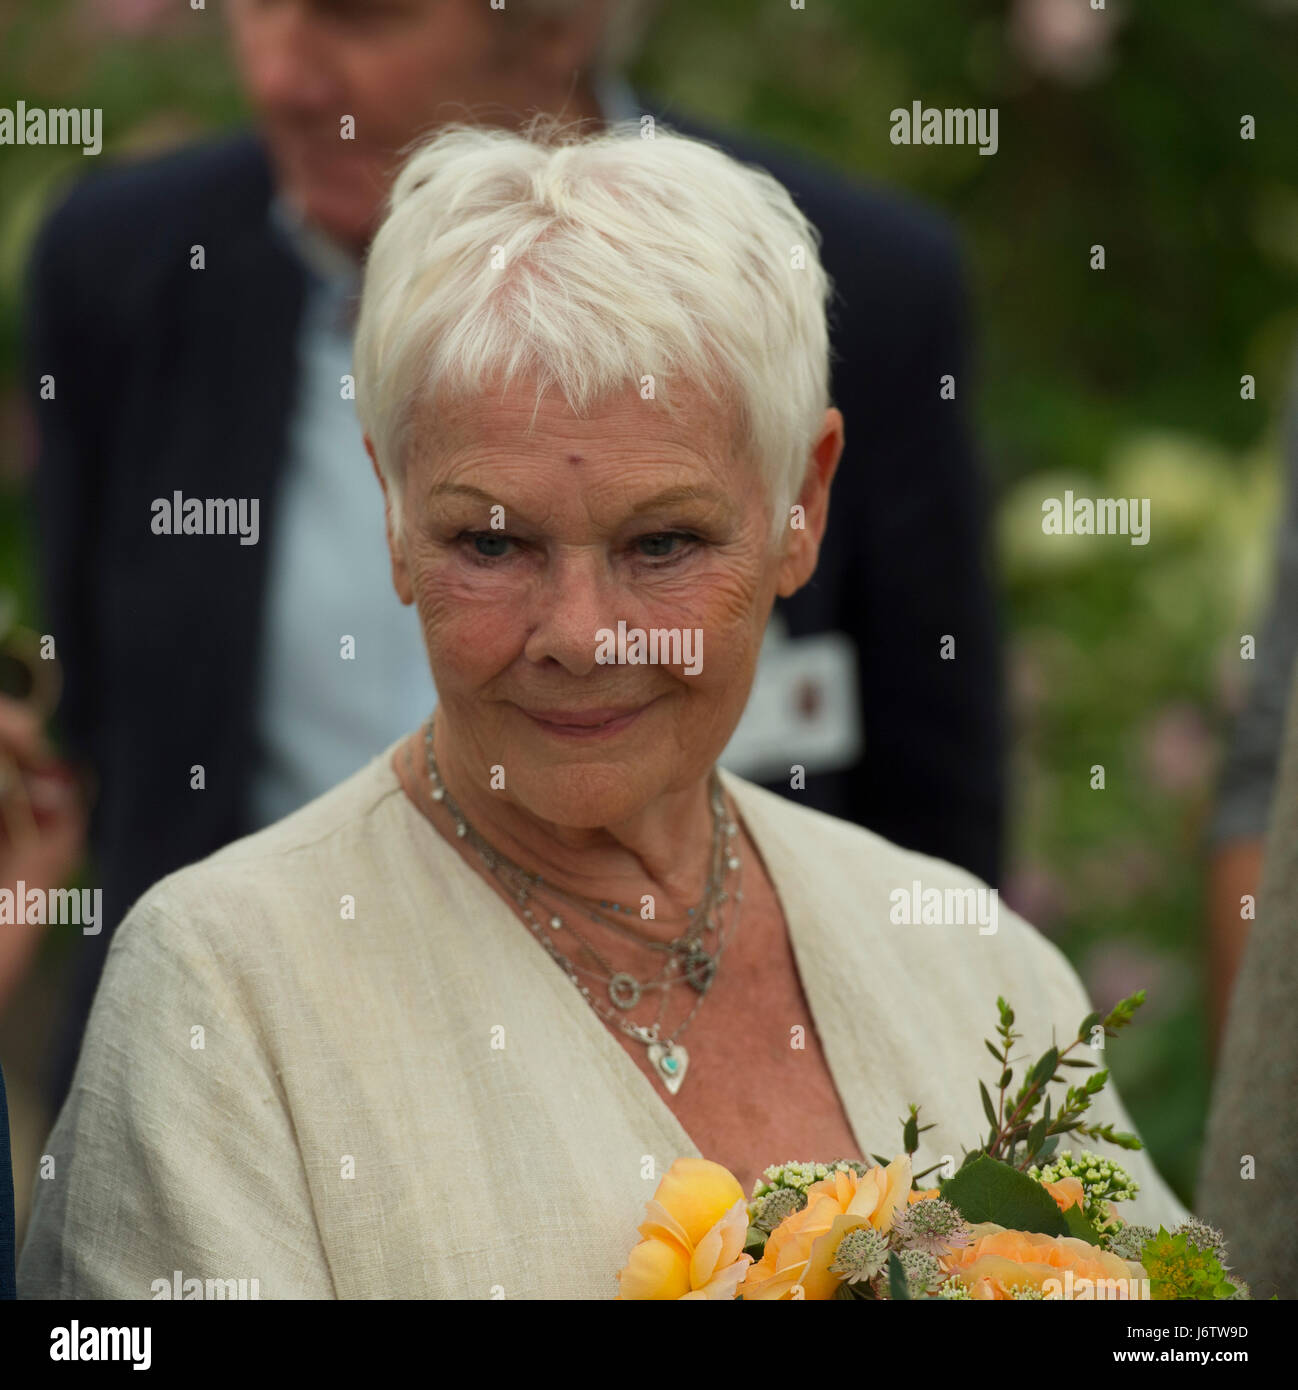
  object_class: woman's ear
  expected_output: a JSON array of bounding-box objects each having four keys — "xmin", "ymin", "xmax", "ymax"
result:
[
  {"xmin": 776, "ymin": 407, "xmax": 845, "ymax": 599},
  {"xmin": 366, "ymin": 436, "xmax": 414, "ymax": 606}
]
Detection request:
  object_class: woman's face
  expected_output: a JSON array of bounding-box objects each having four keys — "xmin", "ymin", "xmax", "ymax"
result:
[{"xmin": 378, "ymin": 377, "xmax": 840, "ymax": 829}]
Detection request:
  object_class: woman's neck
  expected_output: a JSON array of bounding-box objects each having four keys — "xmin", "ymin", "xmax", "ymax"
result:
[{"xmin": 396, "ymin": 721, "xmax": 727, "ymax": 933}]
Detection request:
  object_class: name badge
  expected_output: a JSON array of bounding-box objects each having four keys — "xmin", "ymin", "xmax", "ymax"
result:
[{"xmin": 718, "ymin": 616, "xmax": 863, "ymax": 783}]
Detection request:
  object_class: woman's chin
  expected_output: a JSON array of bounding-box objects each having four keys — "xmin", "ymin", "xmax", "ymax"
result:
[{"xmin": 510, "ymin": 767, "xmax": 668, "ymax": 831}]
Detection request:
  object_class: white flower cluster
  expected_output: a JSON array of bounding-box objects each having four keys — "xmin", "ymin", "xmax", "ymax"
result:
[{"xmin": 748, "ymin": 1158, "xmax": 868, "ymax": 1201}]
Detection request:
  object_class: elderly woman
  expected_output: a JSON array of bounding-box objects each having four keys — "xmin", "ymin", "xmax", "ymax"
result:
[{"xmin": 19, "ymin": 123, "xmax": 1189, "ymax": 1299}]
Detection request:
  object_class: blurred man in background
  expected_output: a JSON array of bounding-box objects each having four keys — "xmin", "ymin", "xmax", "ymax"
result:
[
  {"xmin": 1207, "ymin": 345, "xmax": 1298, "ymax": 1053},
  {"xmin": 1199, "ymin": 337, "xmax": 1298, "ymax": 1296},
  {"xmin": 10, "ymin": 0, "xmax": 1002, "ymax": 1130}
]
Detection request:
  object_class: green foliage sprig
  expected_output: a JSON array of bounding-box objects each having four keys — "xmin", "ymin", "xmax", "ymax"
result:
[{"xmin": 970, "ymin": 992, "xmax": 1146, "ymax": 1172}]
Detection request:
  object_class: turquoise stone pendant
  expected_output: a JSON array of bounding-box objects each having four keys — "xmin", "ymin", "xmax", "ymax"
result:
[{"xmin": 647, "ymin": 1041, "xmax": 688, "ymax": 1095}]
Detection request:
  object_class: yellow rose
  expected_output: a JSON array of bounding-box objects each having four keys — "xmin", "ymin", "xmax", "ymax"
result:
[
  {"xmin": 617, "ymin": 1158, "xmax": 753, "ymax": 1300},
  {"xmin": 738, "ymin": 1156, "xmax": 913, "ymax": 1301},
  {"xmin": 940, "ymin": 1224, "xmax": 1147, "ymax": 1300}
]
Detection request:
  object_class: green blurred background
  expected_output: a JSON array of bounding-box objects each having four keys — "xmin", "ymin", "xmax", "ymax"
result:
[{"xmin": 3, "ymin": 0, "xmax": 1297, "ymax": 1211}]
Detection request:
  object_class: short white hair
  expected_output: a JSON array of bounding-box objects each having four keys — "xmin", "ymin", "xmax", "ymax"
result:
[{"xmin": 352, "ymin": 118, "xmax": 833, "ymax": 547}]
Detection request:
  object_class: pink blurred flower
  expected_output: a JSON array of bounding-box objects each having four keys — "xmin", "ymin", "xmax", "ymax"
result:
[
  {"xmin": 1080, "ymin": 941, "xmax": 1188, "ymax": 1022},
  {"xmin": 1212, "ymin": 640, "xmax": 1256, "ymax": 716},
  {"xmin": 80, "ymin": 0, "xmax": 183, "ymax": 39},
  {"xmin": 1075, "ymin": 842, "xmax": 1163, "ymax": 910},
  {"xmin": 1009, "ymin": 0, "xmax": 1122, "ymax": 85},
  {"xmin": 1002, "ymin": 861, "xmax": 1070, "ymax": 933},
  {"xmin": 0, "ymin": 389, "xmax": 32, "ymax": 486},
  {"xmin": 1140, "ymin": 703, "xmax": 1215, "ymax": 796},
  {"xmin": 1115, "ymin": 844, "xmax": 1163, "ymax": 895},
  {"xmin": 1009, "ymin": 643, "xmax": 1047, "ymax": 721}
]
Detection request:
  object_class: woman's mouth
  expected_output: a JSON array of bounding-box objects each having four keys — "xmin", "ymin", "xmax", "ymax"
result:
[{"xmin": 519, "ymin": 700, "xmax": 658, "ymax": 739}]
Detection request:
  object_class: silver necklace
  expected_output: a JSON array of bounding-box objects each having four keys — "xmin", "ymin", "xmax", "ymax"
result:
[{"xmin": 422, "ymin": 716, "xmax": 743, "ymax": 1094}]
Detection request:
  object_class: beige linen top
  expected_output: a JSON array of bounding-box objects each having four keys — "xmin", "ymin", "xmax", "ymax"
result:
[{"xmin": 19, "ymin": 744, "xmax": 1191, "ymax": 1299}]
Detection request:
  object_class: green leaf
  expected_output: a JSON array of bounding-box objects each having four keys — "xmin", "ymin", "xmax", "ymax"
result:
[
  {"xmin": 1077, "ymin": 1011, "xmax": 1101, "ymax": 1041},
  {"xmin": 1102, "ymin": 990, "xmax": 1146, "ymax": 1032},
  {"xmin": 1025, "ymin": 1115, "xmax": 1048, "ymax": 1158},
  {"xmin": 743, "ymin": 1226, "xmax": 768, "ymax": 1258},
  {"xmin": 887, "ymin": 1251, "xmax": 911, "ymax": 1301},
  {"xmin": 870, "ymin": 1153, "xmax": 892, "ymax": 1169},
  {"xmin": 939, "ymin": 1154, "xmax": 1069, "ymax": 1236},
  {"xmin": 985, "ymin": 1039, "xmax": 1004, "ymax": 1064},
  {"xmin": 999, "ymin": 1069, "xmax": 1013, "ymax": 1089},
  {"xmin": 1059, "ymin": 1058, "xmax": 1096, "ymax": 1068},
  {"xmin": 1080, "ymin": 1122, "xmax": 1143, "ymax": 1152},
  {"xmin": 903, "ymin": 1113, "xmax": 919, "ymax": 1154},
  {"xmin": 979, "ymin": 1080, "xmax": 998, "ymax": 1128},
  {"xmin": 1061, "ymin": 1204, "xmax": 1103, "ymax": 1245},
  {"xmin": 1029, "ymin": 1047, "xmax": 1059, "ymax": 1088}
]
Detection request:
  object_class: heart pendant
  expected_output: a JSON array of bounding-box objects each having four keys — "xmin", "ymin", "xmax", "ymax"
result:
[{"xmin": 647, "ymin": 1041, "xmax": 689, "ymax": 1095}]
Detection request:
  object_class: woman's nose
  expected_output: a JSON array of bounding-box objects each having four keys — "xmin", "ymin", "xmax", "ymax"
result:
[{"xmin": 521, "ymin": 546, "xmax": 623, "ymax": 675}]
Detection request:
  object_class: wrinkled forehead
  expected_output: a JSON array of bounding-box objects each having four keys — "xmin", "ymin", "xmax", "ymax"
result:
[{"xmin": 405, "ymin": 373, "xmax": 748, "ymax": 483}]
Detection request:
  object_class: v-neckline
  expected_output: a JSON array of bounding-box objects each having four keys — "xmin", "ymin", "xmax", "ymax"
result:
[{"xmin": 387, "ymin": 745, "xmax": 873, "ymax": 1174}]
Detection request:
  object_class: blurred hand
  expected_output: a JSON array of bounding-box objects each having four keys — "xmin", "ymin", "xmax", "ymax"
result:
[{"xmin": 0, "ymin": 694, "xmax": 88, "ymax": 1013}]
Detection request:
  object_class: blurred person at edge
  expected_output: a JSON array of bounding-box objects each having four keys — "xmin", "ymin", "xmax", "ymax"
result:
[
  {"xmin": 1207, "ymin": 344, "xmax": 1298, "ymax": 1057},
  {"xmin": 0, "ymin": 702, "xmax": 83, "ymax": 1007},
  {"xmin": 14, "ymin": 0, "xmax": 1003, "ymax": 1123}
]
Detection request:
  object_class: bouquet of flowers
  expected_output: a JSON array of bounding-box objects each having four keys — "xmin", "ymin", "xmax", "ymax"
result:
[{"xmin": 617, "ymin": 991, "xmax": 1247, "ymax": 1300}]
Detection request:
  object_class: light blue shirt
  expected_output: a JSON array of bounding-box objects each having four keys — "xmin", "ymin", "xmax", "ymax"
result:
[
  {"xmin": 249, "ymin": 77, "xmax": 644, "ymax": 828},
  {"xmin": 248, "ymin": 222, "xmax": 436, "ymax": 829}
]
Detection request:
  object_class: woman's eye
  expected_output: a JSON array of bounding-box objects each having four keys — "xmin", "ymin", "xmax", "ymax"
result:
[
  {"xmin": 456, "ymin": 530, "xmax": 699, "ymax": 565},
  {"xmin": 459, "ymin": 531, "xmax": 514, "ymax": 560},
  {"xmin": 636, "ymin": 531, "xmax": 699, "ymax": 562}
]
